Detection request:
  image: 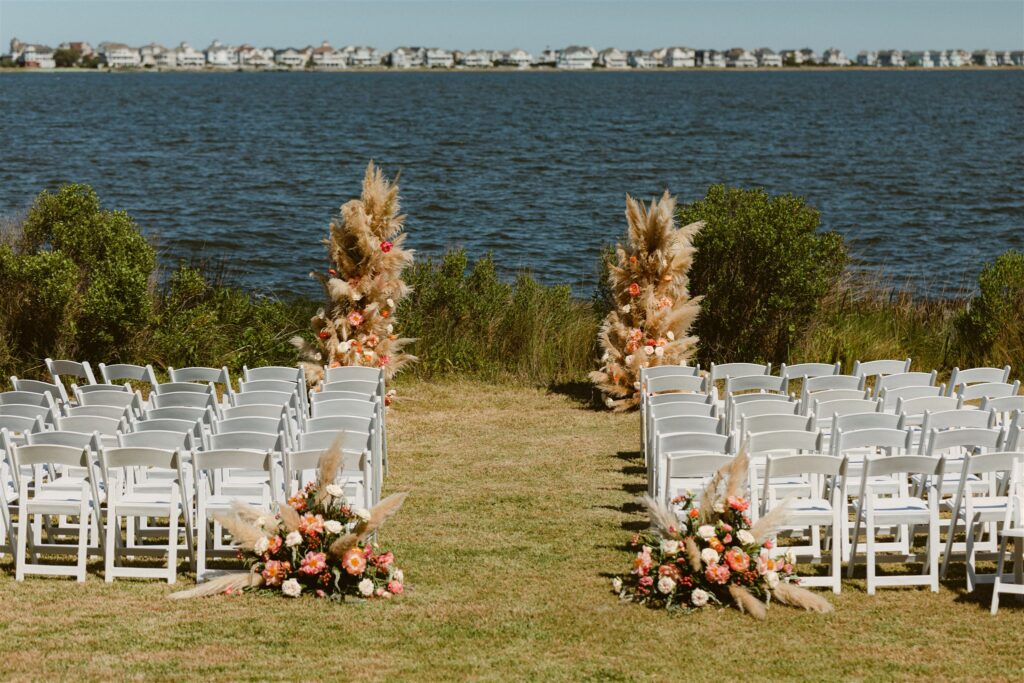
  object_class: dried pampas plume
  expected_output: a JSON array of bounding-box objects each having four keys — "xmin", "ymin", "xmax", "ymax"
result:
[
  {"xmin": 167, "ymin": 570, "xmax": 264, "ymax": 600},
  {"xmin": 590, "ymin": 191, "xmax": 703, "ymax": 411},
  {"xmin": 639, "ymin": 496, "xmax": 683, "ymax": 539},
  {"xmin": 313, "ymin": 438, "xmax": 344, "ymax": 507},
  {"xmin": 728, "ymin": 584, "xmax": 768, "ymax": 620},
  {"xmin": 299, "ymin": 161, "xmax": 418, "ymax": 390},
  {"xmin": 750, "ymin": 499, "xmax": 791, "ymax": 544},
  {"xmin": 212, "ymin": 512, "xmax": 268, "ymax": 552},
  {"xmin": 278, "ymin": 502, "xmax": 302, "ymax": 533},
  {"xmin": 771, "ymin": 582, "xmax": 834, "ymax": 613},
  {"xmin": 328, "ymin": 491, "xmax": 409, "ymax": 559}
]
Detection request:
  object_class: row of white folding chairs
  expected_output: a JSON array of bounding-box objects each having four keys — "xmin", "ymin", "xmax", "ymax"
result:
[{"xmin": 0, "ymin": 425, "xmax": 374, "ymax": 583}]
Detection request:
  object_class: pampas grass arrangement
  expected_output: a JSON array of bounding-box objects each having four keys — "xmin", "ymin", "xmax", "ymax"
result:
[
  {"xmin": 613, "ymin": 448, "xmax": 834, "ymax": 619},
  {"xmin": 293, "ymin": 161, "xmax": 417, "ymax": 391},
  {"xmin": 591, "ymin": 191, "xmax": 704, "ymax": 411}
]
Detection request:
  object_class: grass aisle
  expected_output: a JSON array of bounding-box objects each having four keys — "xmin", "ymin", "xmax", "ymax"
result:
[{"xmin": 1, "ymin": 380, "xmax": 1023, "ymax": 680}]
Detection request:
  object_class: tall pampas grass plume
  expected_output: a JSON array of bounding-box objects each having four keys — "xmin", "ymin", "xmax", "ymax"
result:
[{"xmin": 591, "ymin": 191, "xmax": 703, "ymax": 411}]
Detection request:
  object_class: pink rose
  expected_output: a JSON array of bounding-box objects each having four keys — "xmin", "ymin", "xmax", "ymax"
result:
[
  {"xmin": 387, "ymin": 580, "xmax": 404, "ymax": 595},
  {"xmin": 705, "ymin": 563, "xmax": 731, "ymax": 584},
  {"xmin": 728, "ymin": 496, "xmax": 749, "ymax": 512},
  {"xmin": 638, "ymin": 575, "xmax": 654, "ymax": 587},
  {"xmin": 724, "ymin": 548, "xmax": 751, "ymax": 573}
]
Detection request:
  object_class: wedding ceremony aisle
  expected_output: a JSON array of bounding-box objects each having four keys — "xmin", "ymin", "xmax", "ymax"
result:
[{"xmin": 1, "ymin": 379, "xmax": 1021, "ymax": 679}]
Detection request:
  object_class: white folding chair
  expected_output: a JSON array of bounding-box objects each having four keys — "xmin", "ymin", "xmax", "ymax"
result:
[
  {"xmin": 983, "ymin": 396, "xmax": 1024, "ymax": 427},
  {"xmin": 283, "ymin": 445, "xmax": 372, "ymax": 509},
  {"xmin": 873, "ymin": 371, "xmax": 938, "ymax": 398},
  {"xmin": 98, "ymin": 362, "xmax": 159, "ymax": 389},
  {"xmin": 878, "ymin": 385, "xmax": 945, "ymax": 412},
  {"xmin": 762, "ymin": 453, "xmax": 847, "ymax": 593},
  {"xmin": 654, "ymin": 432, "xmax": 731, "ymax": 499},
  {"xmin": 847, "ymin": 454, "xmax": 945, "ymax": 595},
  {"xmin": 168, "ymin": 366, "xmax": 232, "ymax": 392},
  {"xmin": 957, "ymin": 381, "xmax": 1021, "ymax": 403},
  {"xmin": 709, "ymin": 362, "xmax": 771, "ymax": 382},
  {"xmin": 747, "ymin": 429, "xmax": 824, "ymax": 517},
  {"xmin": 46, "ymin": 358, "xmax": 97, "ymax": 393},
  {"xmin": 852, "ymin": 358, "xmax": 912, "ymax": 379},
  {"xmin": 11, "ymin": 377, "xmax": 69, "ymax": 404},
  {"xmin": 779, "ymin": 362, "xmax": 842, "ymax": 379},
  {"xmin": 991, "ymin": 463, "xmax": 1024, "ymax": 614},
  {"xmin": 296, "ymin": 430, "xmax": 377, "ymax": 503},
  {"xmin": 662, "ymin": 453, "xmax": 734, "ymax": 504},
  {"xmin": 947, "ymin": 365, "xmax": 1012, "ymax": 397},
  {"xmin": 99, "ymin": 446, "xmax": 189, "ymax": 583}
]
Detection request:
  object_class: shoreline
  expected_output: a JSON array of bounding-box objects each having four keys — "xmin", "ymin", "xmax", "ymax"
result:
[{"xmin": 2, "ymin": 65, "xmax": 1021, "ymax": 74}]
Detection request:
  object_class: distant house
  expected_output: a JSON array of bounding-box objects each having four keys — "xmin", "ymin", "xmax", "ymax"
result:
[
  {"xmin": 997, "ymin": 51, "xmax": 1014, "ymax": 66},
  {"xmin": 205, "ymin": 40, "xmax": 237, "ymax": 68},
  {"xmin": 502, "ymin": 49, "xmax": 533, "ymax": 68},
  {"xmin": 799, "ymin": 48, "xmax": 819, "ymax": 64},
  {"xmin": 663, "ymin": 46, "xmax": 695, "ymax": 68},
  {"xmin": 856, "ymin": 51, "xmax": 877, "ymax": 66},
  {"xmin": 537, "ymin": 48, "xmax": 558, "ymax": 67},
  {"xmin": 58, "ymin": 41, "xmax": 94, "ymax": 58},
  {"xmin": 753, "ymin": 48, "xmax": 782, "ymax": 67},
  {"xmin": 627, "ymin": 50, "xmax": 655, "ymax": 68},
  {"xmin": 905, "ymin": 51, "xmax": 934, "ymax": 68},
  {"xmin": 821, "ymin": 48, "xmax": 850, "ymax": 66},
  {"xmin": 388, "ymin": 47, "xmax": 423, "ymax": 68},
  {"xmin": 275, "ymin": 47, "xmax": 306, "ymax": 69},
  {"xmin": 345, "ymin": 46, "xmax": 380, "ymax": 67},
  {"xmin": 650, "ymin": 47, "xmax": 668, "ymax": 64},
  {"xmin": 462, "ymin": 50, "xmax": 492, "ymax": 67},
  {"xmin": 139, "ymin": 43, "xmax": 168, "ymax": 67},
  {"xmin": 933, "ymin": 50, "xmax": 950, "ymax": 67},
  {"xmin": 697, "ymin": 50, "xmax": 726, "ymax": 68},
  {"xmin": 972, "ymin": 49, "xmax": 997, "ymax": 67},
  {"xmin": 309, "ymin": 41, "xmax": 344, "ymax": 68},
  {"xmin": 557, "ymin": 46, "xmax": 595, "ymax": 69},
  {"xmin": 238, "ymin": 45, "xmax": 273, "ymax": 69},
  {"xmin": 423, "ymin": 48, "xmax": 453, "ymax": 68},
  {"xmin": 596, "ymin": 47, "xmax": 627, "ymax": 68},
  {"xmin": 780, "ymin": 49, "xmax": 800, "ymax": 65},
  {"xmin": 101, "ymin": 43, "xmax": 141, "ymax": 68},
  {"xmin": 16, "ymin": 43, "xmax": 56, "ymax": 68},
  {"xmin": 1012, "ymin": 51, "xmax": 1024, "ymax": 66},
  {"xmin": 948, "ymin": 49, "xmax": 970, "ymax": 67},
  {"xmin": 726, "ymin": 48, "xmax": 757, "ymax": 68},
  {"xmin": 878, "ymin": 50, "xmax": 905, "ymax": 67},
  {"xmin": 176, "ymin": 42, "xmax": 206, "ymax": 68}
]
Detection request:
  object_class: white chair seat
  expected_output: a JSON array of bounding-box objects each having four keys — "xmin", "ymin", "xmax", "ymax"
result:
[
  {"xmin": 857, "ymin": 496, "xmax": 932, "ymax": 524},
  {"xmin": 114, "ymin": 491, "xmax": 179, "ymax": 516}
]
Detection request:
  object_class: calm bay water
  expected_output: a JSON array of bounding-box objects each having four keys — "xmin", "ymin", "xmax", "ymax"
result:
[{"xmin": 1, "ymin": 70, "xmax": 1022, "ymax": 296}]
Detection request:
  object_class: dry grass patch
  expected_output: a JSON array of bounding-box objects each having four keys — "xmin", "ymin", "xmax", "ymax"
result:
[{"xmin": 0, "ymin": 379, "xmax": 1022, "ymax": 680}]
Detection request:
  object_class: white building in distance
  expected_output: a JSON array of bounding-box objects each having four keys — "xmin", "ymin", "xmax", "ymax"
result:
[
  {"xmin": 424, "ymin": 48, "xmax": 454, "ymax": 68},
  {"xmin": 205, "ymin": 40, "xmax": 237, "ymax": 68},
  {"xmin": 462, "ymin": 50, "xmax": 492, "ymax": 67},
  {"xmin": 663, "ymin": 46, "xmax": 696, "ymax": 67},
  {"xmin": 821, "ymin": 48, "xmax": 850, "ymax": 66},
  {"xmin": 101, "ymin": 43, "xmax": 141, "ymax": 68},
  {"xmin": 557, "ymin": 46, "xmax": 596, "ymax": 69},
  {"xmin": 597, "ymin": 47, "xmax": 628, "ymax": 68}
]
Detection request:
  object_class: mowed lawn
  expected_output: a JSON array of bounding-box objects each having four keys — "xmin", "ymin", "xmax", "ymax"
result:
[{"xmin": 1, "ymin": 379, "xmax": 1023, "ymax": 681}]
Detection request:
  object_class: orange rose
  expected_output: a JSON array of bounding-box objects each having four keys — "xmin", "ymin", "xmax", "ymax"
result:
[{"xmin": 628, "ymin": 282, "xmax": 641, "ymax": 297}]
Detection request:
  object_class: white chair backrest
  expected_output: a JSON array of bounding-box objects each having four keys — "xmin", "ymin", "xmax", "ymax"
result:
[
  {"xmin": 55, "ymin": 414, "xmax": 125, "ymax": 436},
  {"xmin": 321, "ymin": 380, "xmax": 379, "ymax": 398},
  {"xmin": 725, "ymin": 374, "xmax": 787, "ymax": 395},
  {"xmin": 11, "ymin": 377, "xmax": 67, "ymax": 403},
  {"xmin": 833, "ymin": 411, "xmax": 901, "ymax": 433},
  {"xmin": 220, "ymin": 404, "xmax": 290, "ymax": 421},
  {"xmin": 802, "ymin": 374, "xmax": 864, "ymax": 395},
  {"xmin": 896, "ymin": 395, "xmax": 962, "ymax": 418},
  {"xmin": 206, "ymin": 431, "xmax": 285, "ymax": 452},
  {"xmin": 874, "ymin": 371, "xmax": 938, "ymax": 397},
  {"xmin": 747, "ymin": 429, "xmax": 823, "ymax": 455},
  {"xmin": 658, "ymin": 431, "xmax": 731, "ymax": 456},
  {"xmin": 63, "ymin": 404, "xmax": 131, "ymax": 421},
  {"xmin": 46, "ymin": 358, "xmax": 97, "ymax": 387},
  {"xmin": 310, "ymin": 390, "xmax": 378, "ymax": 404},
  {"xmin": 807, "ymin": 389, "xmax": 868, "ymax": 405},
  {"xmin": 98, "ymin": 362, "xmax": 158, "ymax": 386},
  {"xmin": 118, "ymin": 429, "xmax": 195, "ymax": 451},
  {"xmin": 304, "ymin": 415, "xmax": 374, "ymax": 434},
  {"xmin": 813, "ymin": 397, "xmax": 882, "ymax": 419},
  {"xmin": 311, "ymin": 398, "xmax": 378, "ymax": 419},
  {"xmin": 778, "ymin": 362, "xmax": 841, "ymax": 379},
  {"xmin": 152, "ymin": 381, "xmax": 215, "ymax": 395},
  {"xmin": 709, "ymin": 362, "xmax": 770, "ymax": 381},
  {"xmin": 26, "ymin": 429, "xmax": 100, "ymax": 450},
  {"xmin": 741, "ymin": 413, "xmax": 815, "ymax": 437},
  {"xmin": 243, "ymin": 365, "xmax": 303, "ymax": 383},
  {"xmin": 665, "ymin": 453, "xmax": 734, "ymax": 479},
  {"xmin": 920, "ymin": 408, "xmax": 996, "ymax": 433},
  {"xmin": 149, "ymin": 391, "xmax": 217, "ymax": 410},
  {"xmin": 230, "ymin": 390, "xmax": 296, "ymax": 408},
  {"xmin": 957, "ymin": 381, "xmax": 1021, "ymax": 402},
  {"xmin": 833, "ymin": 427, "xmax": 912, "ymax": 455},
  {"xmin": 733, "ymin": 399, "xmax": 800, "ymax": 421},
  {"xmin": 947, "ymin": 365, "xmax": 1012, "ymax": 395},
  {"xmin": 144, "ymin": 406, "xmax": 210, "ymax": 423},
  {"xmin": 73, "ymin": 382, "xmax": 132, "ymax": 396},
  {"xmin": 878, "ymin": 385, "xmax": 945, "ymax": 412},
  {"xmin": 649, "ymin": 401, "xmax": 716, "ymax": 420},
  {"xmin": 764, "ymin": 453, "xmax": 845, "ymax": 480},
  {"xmin": 134, "ymin": 418, "xmax": 202, "ymax": 435},
  {"xmin": 651, "ymin": 414, "xmax": 723, "ymax": 436},
  {"xmin": 646, "ymin": 392, "xmax": 716, "ymax": 409},
  {"xmin": 212, "ymin": 416, "xmax": 287, "ymax": 436},
  {"xmin": 168, "ymin": 365, "xmax": 231, "ymax": 388},
  {"xmin": 641, "ymin": 365, "xmax": 701, "ymax": 381},
  {"xmin": 77, "ymin": 389, "xmax": 142, "ymax": 411},
  {"xmin": 646, "ymin": 374, "xmax": 706, "ymax": 395},
  {"xmin": 1, "ymin": 403, "xmax": 54, "ymax": 426},
  {"xmin": 238, "ymin": 379, "xmax": 298, "ymax": 394},
  {"xmin": 0, "ymin": 390, "xmax": 56, "ymax": 408},
  {"xmin": 100, "ymin": 446, "xmax": 179, "ymax": 474},
  {"xmin": 924, "ymin": 426, "xmax": 1004, "ymax": 457},
  {"xmin": 298, "ymin": 430, "xmax": 373, "ymax": 453},
  {"xmin": 11, "ymin": 442, "xmax": 90, "ymax": 469},
  {"xmin": 323, "ymin": 366, "xmax": 383, "ymax": 385},
  {"xmin": 0, "ymin": 414, "xmax": 43, "ymax": 436},
  {"xmin": 861, "ymin": 453, "xmax": 943, "ymax": 485},
  {"xmin": 852, "ymin": 358, "xmax": 911, "ymax": 378}
]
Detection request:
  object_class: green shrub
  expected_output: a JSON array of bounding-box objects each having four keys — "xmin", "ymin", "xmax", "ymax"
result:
[
  {"xmin": 955, "ymin": 250, "xmax": 1024, "ymax": 369},
  {"xmin": 680, "ymin": 185, "xmax": 847, "ymax": 364},
  {"xmin": 400, "ymin": 250, "xmax": 599, "ymax": 384}
]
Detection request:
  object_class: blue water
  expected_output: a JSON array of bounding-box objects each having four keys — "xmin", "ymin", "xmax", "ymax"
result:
[{"xmin": 1, "ymin": 70, "xmax": 1022, "ymax": 296}]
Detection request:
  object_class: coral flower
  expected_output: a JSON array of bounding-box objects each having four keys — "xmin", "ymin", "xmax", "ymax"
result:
[
  {"xmin": 261, "ymin": 560, "xmax": 290, "ymax": 586},
  {"xmin": 725, "ymin": 548, "xmax": 751, "ymax": 573},
  {"xmin": 299, "ymin": 513, "xmax": 324, "ymax": 536},
  {"xmin": 328, "ymin": 268, "xmax": 337, "ymax": 277},
  {"xmin": 381, "ymin": 309, "xmax": 390, "ymax": 318},
  {"xmin": 267, "ymin": 535, "xmax": 283, "ymax": 555},
  {"xmin": 299, "ymin": 551, "xmax": 327, "ymax": 575},
  {"xmin": 378, "ymin": 354, "xmax": 391, "ymax": 366},
  {"xmin": 705, "ymin": 563, "xmax": 731, "ymax": 584},
  {"xmin": 727, "ymin": 496, "xmax": 749, "ymax": 512},
  {"xmin": 380, "ymin": 240, "xmax": 393, "ymax": 253},
  {"xmin": 318, "ymin": 329, "xmax": 330, "ymax": 340},
  {"xmin": 287, "ymin": 494, "xmax": 307, "ymax": 512},
  {"xmin": 342, "ymin": 547, "xmax": 368, "ymax": 576},
  {"xmin": 364, "ymin": 334, "xmax": 380, "ymax": 348},
  {"xmin": 688, "ymin": 508, "xmax": 699, "ymax": 519},
  {"xmin": 387, "ymin": 580, "xmax": 404, "ymax": 595},
  {"xmin": 347, "ymin": 310, "xmax": 364, "ymax": 327},
  {"xmin": 628, "ymin": 282, "xmax": 640, "ymax": 297},
  {"xmin": 372, "ymin": 551, "xmax": 394, "ymax": 570}
]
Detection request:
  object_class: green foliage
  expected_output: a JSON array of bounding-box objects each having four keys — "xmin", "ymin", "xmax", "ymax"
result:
[
  {"xmin": 680, "ymin": 185, "xmax": 847, "ymax": 364},
  {"xmin": 955, "ymin": 250, "xmax": 1024, "ymax": 369},
  {"xmin": 80, "ymin": 55, "xmax": 102, "ymax": 69},
  {"xmin": 400, "ymin": 250, "xmax": 599, "ymax": 384},
  {"xmin": 53, "ymin": 48, "xmax": 81, "ymax": 67}
]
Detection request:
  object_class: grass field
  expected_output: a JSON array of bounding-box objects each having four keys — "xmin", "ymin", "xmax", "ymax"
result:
[{"xmin": 1, "ymin": 379, "xmax": 1023, "ymax": 681}]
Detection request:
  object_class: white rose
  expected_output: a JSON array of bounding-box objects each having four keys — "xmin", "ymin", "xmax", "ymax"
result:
[
  {"xmin": 393, "ymin": 569, "xmax": 404, "ymax": 583},
  {"xmin": 654, "ymin": 347, "xmax": 665, "ymax": 358},
  {"xmin": 660, "ymin": 540, "xmax": 680, "ymax": 556},
  {"xmin": 324, "ymin": 520, "xmax": 343, "ymax": 534},
  {"xmin": 605, "ymin": 397, "xmax": 615, "ymax": 408},
  {"xmin": 624, "ymin": 355, "xmax": 634, "ymax": 365},
  {"xmin": 611, "ymin": 577, "xmax": 623, "ymax": 593},
  {"xmin": 386, "ymin": 298, "xmax": 395, "ymax": 308},
  {"xmin": 351, "ymin": 293, "xmax": 363, "ymax": 301},
  {"xmin": 701, "ymin": 548, "xmax": 719, "ymax": 566},
  {"xmin": 643, "ymin": 345, "xmax": 655, "ymax": 355},
  {"xmin": 667, "ymin": 331, "xmax": 675, "ymax": 341},
  {"xmin": 325, "ymin": 484, "xmax": 344, "ymax": 498},
  {"xmin": 737, "ymin": 530, "xmax": 755, "ymax": 546},
  {"xmin": 281, "ymin": 579, "xmax": 302, "ymax": 598},
  {"xmin": 338, "ymin": 340, "xmax": 352, "ymax": 353},
  {"xmin": 621, "ymin": 304, "xmax": 631, "ymax": 314},
  {"xmin": 354, "ymin": 508, "xmax": 371, "ymax": 522},
  {"xmin": 386, "ymin": 324, "xmax": 394, "ymax": 334},
  {"xmin": 785, "ymin": 549, "xmax": 798, "ymax": 566},
  {"xmin": 691, "ymin": 588, "xmax": 709, "ymax": 607},
  {"xmin": 253, "ymin": 536, "xmax": 269, "ymax": 554},
  {"xmin": 766, "ymin": 571, "xmax": 780, "ymax": 588},
  {"xmin": 633, "ymin": 381, "xmax": 641, "ymax": 389},
  {"xmin": 285, "ymin": 531, "xmax": 302, "ymax": 547},
  {"xmin": 697, "ymin": 525, "xmax": 716, "ymax": 540},
  {"xmin": 657, "ymin": 576, "xmax": 676, "ymax": 594},
  {"xmin": 713, "ymin": 502, "xmax": 725, "ymax": 513},
  {"xmin": 358, "ymin": 578, "xmax": 375, "ymax": 597}
]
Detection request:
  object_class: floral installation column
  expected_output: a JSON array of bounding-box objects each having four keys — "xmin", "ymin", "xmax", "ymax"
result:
[
  {"xmin": 590, "ymin": 191, "xmax": 703, "ymax": 411},
  {"xmin": 293, "ymin": 161, "xmax": 417, "ymax": 396}
]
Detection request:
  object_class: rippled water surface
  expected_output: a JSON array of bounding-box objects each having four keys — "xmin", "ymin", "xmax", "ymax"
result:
[{"xmin": 1, "ymin": 71, "xmax": 1021, "ymax": 296}]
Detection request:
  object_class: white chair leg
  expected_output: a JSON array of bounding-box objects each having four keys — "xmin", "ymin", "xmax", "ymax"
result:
[
  {"xmin": 991, "ymin": 537, "xmax": 1007, "ymax": 615},
  {"xmin": 76, "ymin": 495, "xmax": 89, "ymax": 583},
  {"xmin": 105, "ymin": 501, "xmax": 117, "ymax": 582},
  {"xmin": 196, "ymin": 506, "xmax": 207, "ymax": 582},
  {"xmin": 167, "ymin": 501, "xmax": 179, "ymax": 585},
  {"xmin": 929, "ymin": 516, "xmax": 940, "ymax": 592},
  {"xmin": 15, "ymin": 500, "xmax": 28, "ymax": 582},
  {"xmin": 965, "ymin": 519, "xmax": 977, "ymax": 593}
]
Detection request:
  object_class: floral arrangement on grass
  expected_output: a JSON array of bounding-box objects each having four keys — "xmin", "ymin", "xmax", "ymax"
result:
[
  {"xmin": 170, "ymin": 442, "xmax": 408, "ymax": 601},
  {"xmin": 293, "ymin": 161, "xmax": 417, "ymax": 396},
  {"xmin": 613, "ymin": 451, "xmax": 833, "ymax": 619},
  {"xmin": 591, "ymin": 191, "xmax": 704, "ymax": 411}
]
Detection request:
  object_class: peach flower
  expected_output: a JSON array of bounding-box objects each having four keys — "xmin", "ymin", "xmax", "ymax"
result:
[
  {"xmin": 342, "ymin": 547, "xmax": 367, "ymax": 576},
  {"xmin": 725, "ymin": 548, "xmax": 751, "ymax": 573},
  {"xmin": 705, "ymin": 563, "xmax": 731, "ymax": 584}
]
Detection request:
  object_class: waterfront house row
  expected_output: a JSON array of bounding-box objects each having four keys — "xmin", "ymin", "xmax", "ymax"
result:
[{"xmin": 6, "ymin": 38, "xmax": 1024, "ymax": 69}]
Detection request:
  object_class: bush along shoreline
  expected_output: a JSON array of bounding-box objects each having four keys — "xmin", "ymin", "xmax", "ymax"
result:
[{"xmin": 1, "ymin": 184, "xmax": 1020, "ymax": 390}]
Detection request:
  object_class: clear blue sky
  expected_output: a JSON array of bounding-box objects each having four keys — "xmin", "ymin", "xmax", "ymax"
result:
[{"xmin": 2, "ymin": 0, "xmax": 1022, "ymax": 54}]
